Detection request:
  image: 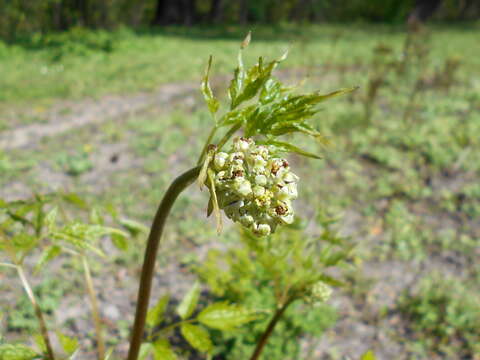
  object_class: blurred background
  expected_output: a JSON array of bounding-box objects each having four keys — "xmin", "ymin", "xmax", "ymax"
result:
[{"xmin": 1, "ymin": 0, "xmax": 479, "ymax": 359}]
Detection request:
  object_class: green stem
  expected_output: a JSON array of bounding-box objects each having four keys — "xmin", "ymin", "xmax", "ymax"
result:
[
  {"xmin": 198, "ymin": 126, "xmax": 218, "ymax": 165},
  {"xmin": 127, "ymin": 166, "xmax": 201, "ymax": 360},
  {"xmin": 216, "ymin": 122, "xmax": 242, "ymax": 150},
  {"xmin": 249, "ymin": 299, "xmax": 294, "ymax": 360},
  {"xmin": 16, "ymin": 266, "xmax": 55, "ymax": 360},
  {"xmin": 81, "ymin": 255, "xmax": 105, "ymax": 360}
]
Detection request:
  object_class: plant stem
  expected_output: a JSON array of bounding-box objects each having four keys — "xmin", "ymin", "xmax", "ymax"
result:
[
  {"xmin": 127, "ymin": 166, "xmax": 201, "ymax": 360},
  {"xmin": 81, "ymin": 255, "xmax": 105, "ymax": 360},
  {"xmin": 198, "ymin": 126, "xmax": 218, "ymax": 165},
  {"xmin": 249, "ymin": 299, "xmax": 294, "ymax": 360},
  {"xmin": 16, "ymin": 266, "xmax": 55, "ymax": 360}
]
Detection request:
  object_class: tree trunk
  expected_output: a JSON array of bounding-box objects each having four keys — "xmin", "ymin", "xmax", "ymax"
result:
[
  {"xmin": 239, "ymin": 0, "xmax": 248, "ymax": 24},
  {"xmin": 208, "ymin": 0, "xmax": 224, "ymax": 23},
  {"xmin": 408, "ymin": 0, "xmax": 442, "ymax": 25},
  {"xmin": 152, "ymin": 0, "xmax": 167, "ymax": 25}
]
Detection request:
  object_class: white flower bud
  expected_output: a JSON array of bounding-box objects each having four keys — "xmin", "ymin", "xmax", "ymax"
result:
[
  {"xmin": 253, "ymin": 185, "xmax": 266, "ymax": 197},
  {"xmin": 214, "ymin": 152, "xmax": 228, "ymax": 170},
  {"xmin": 254, "ymin": 223, "xmax": 271, "ymax": 236},
  {"xmin": 255, "ymin": 174, "xmax": 267, "ymax": 186},
  {"xmin": 239, "ymin": 214, "xmax": 254, "ymax": 226},
  {"xmin": 234, "ymin": 179, "xmax": 252, "ymax": 197}
]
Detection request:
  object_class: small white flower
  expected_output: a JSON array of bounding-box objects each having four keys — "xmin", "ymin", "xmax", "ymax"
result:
[
  {"xmin": 254, "ymin": 223, "xmax": 271, "ymax": 236},
  {"xmin": 255, "ymin": 174, "xmax": 267, "ymax": 186},
  {"xmin": 214, "ymin": 152, "xmax": 228, "ymax": 170}
]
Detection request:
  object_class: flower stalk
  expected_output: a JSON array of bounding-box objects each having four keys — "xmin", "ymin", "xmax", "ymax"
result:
[{"xmin": 127, "ymin": 166, "xmax": 201, "ymax": 360}]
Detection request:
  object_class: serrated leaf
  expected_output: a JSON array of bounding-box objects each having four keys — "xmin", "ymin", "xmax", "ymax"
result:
[
  {"xmin": 177, "ymin": 282, "xmax": 200, "ymax": 320},
  {"xmin": 361, "ymin": 350, "xmax": 377, "ymax": 360},
  {"xmin": 265, "ymin": 140, "xmax": 322, "ymax": 159},
  {"xmin": 181, "ymin": 324, "xmax": 213, "ymax": 353},
  {"xmin": 152, "ymin": 339, "xmax": 177, "ymax": 360},
  {"xmin": 35, "ymin": 245, "xmax": 62, "ymax": 272},
  {"xmin": 202, "ymin": 56, "xmax": 220, "ymax": 116},
  {"xmin": 147, "ymin": 294, "xmax": 170, "ymax": 327},
  {"xmin": 57, "ymin": 331, "xmax": 78, "ymax": 355},
  {"xmin": 0, "ymin": 344, "xmax": 38, "ymax": 360},
  {"xmin": 197, "ymin": 302, "xmax": 258, "ymax": 330}
]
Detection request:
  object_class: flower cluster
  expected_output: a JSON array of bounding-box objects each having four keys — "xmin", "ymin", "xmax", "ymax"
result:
[
  {"xmin": 304, "ymin": 281, "xmax": 332, "ymax": 306},
  {"xmin": 209, "ymin": 137, "xmax": 299, "ymax": 236}
]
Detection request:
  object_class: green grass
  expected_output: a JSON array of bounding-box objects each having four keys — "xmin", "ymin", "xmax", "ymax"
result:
[{"xmin": 1, "ymin": 23, "xmax": 479, "ymax": 358}]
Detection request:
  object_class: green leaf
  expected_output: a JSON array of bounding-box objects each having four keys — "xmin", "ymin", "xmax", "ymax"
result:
[
  {"xmin": 152, "ymin": 339, "xmax": 177, "ymax": 360},
  {"xmin": 61, "ymin": 193, "xmax": 88, "ymax": 209},
  {"xmin": 11, "ymin": 233, "xmax": 36, "ymax": 250},
  {"xmin": 177, "ymin": 282, "xmax": 200, "ymax": 320},
  {"xmin": 207, "ymin": 169, "xmax": 222, "ymax": 234},
  {"xmin": 119, "ymin": 218, "xmax": 149, "ymax": 236},
  {"xmin": 111, "ymin": 233, "xmax": 128, "ymax": 252},
  {"xmin": 0, "ymin": 344, "xmax": 38, "ymax": 360},
  {"xmin": 89, "ymin": 207, "xmax": 104, "ymax": 225},
  {"xmin": 35, "ymin": 245, "xmax": 62, "ymax": 272},
  {"xmin": 201, "ymin": 56, "xmax": 220, "ymax": 116},
  {"xmin": 180, "ymin": 324, "xmax": 213, "ymax": 353},
  {"xmin": 147, "ymin": 294, "xmax": 170, "ymax": 328},
  {"xmin": 139, "ymin": 343, "xmax": 153, "ymax": 360},
  {"xmin": 44, "ymin": 207, "xmax": 58, "ymax": 234},
  {"xmin": 197, "ymin": 302, "xmax": 258, "ymax": 330},
  {"xmin": 265, "ymin": 140, "xmax": 322, "ymax": 159},
  {"xmin": 57, "ymin": 331, "xmax": 78, "ymax": 355},
  {"xmin": 361, "ymin": 350, "xmax": 377, "ymax": 360},
  {"xmin": 32, "ymin": 334, "xmax": 46, "ymax": 354}
]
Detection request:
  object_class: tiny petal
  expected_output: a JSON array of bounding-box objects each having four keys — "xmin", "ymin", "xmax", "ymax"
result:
[{"xmin": 214, "ymin": 152, "xmax": 228, "ymax": 170}]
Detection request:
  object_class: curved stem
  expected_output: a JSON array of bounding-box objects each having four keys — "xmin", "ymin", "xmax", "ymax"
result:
[
  {"xmin": 81, "ymin": 255, "xmax": 105, "ymax": 360},
  {"xmin": 16, "ymin": 266, "xmax": 55, "ymax": 360},
  {"xmin": 249, "ymin": 299, "xmax": 294, "ymax": 360},
  {"xmin": 127, "ymin": 166, "xmax": 201, "ymax": 360}
]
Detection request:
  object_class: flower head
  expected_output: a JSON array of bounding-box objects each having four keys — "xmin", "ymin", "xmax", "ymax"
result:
[{"xmin": 208, "ymin": 137, "xmax": 299, "ymax": 236}]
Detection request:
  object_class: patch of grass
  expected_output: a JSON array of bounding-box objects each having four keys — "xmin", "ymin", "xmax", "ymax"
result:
[{"xmin": 397, "ymin": 274, "xmax": 480, "ymax": 358}]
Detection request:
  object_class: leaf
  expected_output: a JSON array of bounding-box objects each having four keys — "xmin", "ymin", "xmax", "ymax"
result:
[
  {"xmin": 35, "ymin": 245, "xmax": 62, "ymax": 272},
  {"xmin": 139, "ymin": 343, "xmax": 153, "ymax": 360},
  {"xmin": 361, "ymin": 350, "xmax": 377, "ymax": 360},
  {"xmin": 57, "ymin": 331, "xmax": 78, "ymax": 355},
  {"xmin": 11, "ymin": 233, "xmax": 36, "ymax": 250},
  {"xmin": 317, "ymin": 274, "xmax": 345, "ymax": 288},
  {"xmin": 197, "ymin": 147, "xmax": 215, "ymax": 190},
  {"xmin": 152, "ymin": 339, "xmax": 177, "ymax": 360},
  {"xmin": 89, "ymin": 207, "xmax": 104, "ymax": 225},
  {"xmin": 147, "ymin": 294, "xmax": 170, "ymax": 327},
  {"xmin": 43, "ymin": 207, "xmax": 58, "ymax": 234},
  {"xmin": 177, "ymin": 282, "xmax": 200, "ymax": 320},
  {"xmin": 119, "ymin": 218, "xmax": 149, "ymax": 236},
  {"xmin": 32, "ymin": 334, "xmax": 47, "ymax": 354},
  {"xmin": 0, "ymin": 344, "xmax": 38, "ymax": 360},
  {"xmin": 201, "ymin": 56, "xmax": 220, "ymax": 116},
  {"xmin": 197, "ymin": 302, "xmax": 258, "ymax": 330},
  {"xmin": 61, "ymin": 193, "xmax": 88, "ymax": 209},
  {"xmin": 207, "ymin": 169, "xmax": 222, "ymax": 234},
  {"xmin": 111, "ymin": 233, "xmax": 128, "ymax": 251},
  {"xmin": 265, "ymin": 140, "xmax": 322, "ymax": 159},
  {"xmin": 180, "ymin": 324, "xmax": 213, "ymax": 353}
]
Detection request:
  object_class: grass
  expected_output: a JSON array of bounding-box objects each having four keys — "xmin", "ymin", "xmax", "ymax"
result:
[{"xmin": 1, "ymin": 23, "xmax": 479, "ymax": 358}]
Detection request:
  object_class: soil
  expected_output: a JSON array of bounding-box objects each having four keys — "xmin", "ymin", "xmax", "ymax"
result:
[{"xmin": 0, "ymin": 76, "xmax": 476, "ymax": 360}]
